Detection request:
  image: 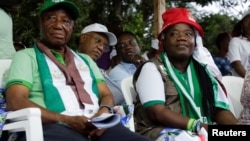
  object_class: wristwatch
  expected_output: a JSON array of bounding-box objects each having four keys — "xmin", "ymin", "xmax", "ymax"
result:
[
  {"xmin": 99, "ymin": 105, "xmax": 114, "ymax": 114},
  {"xmin": 195, "ymin": 120, "xmax": 202, "ymax": 133}
]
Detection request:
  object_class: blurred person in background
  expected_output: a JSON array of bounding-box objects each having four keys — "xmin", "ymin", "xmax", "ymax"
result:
[
  {"xmin": 228, "ymin": 13, "xmax": 250, "ymax": 77},
  {"xmin": 0, "ymin": 0, "xmax": 22, "ymax": 59},
  {"xmin": 213, "ymin": 32, "xmax": 232, "ymax": 76}
]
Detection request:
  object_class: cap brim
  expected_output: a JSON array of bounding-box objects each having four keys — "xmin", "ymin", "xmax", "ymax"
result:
[
  {"xmin": 39, "ymin": 1, "xmax": 79, "ymax": 20},
  {"xmin": 158, "ymin": 21, "xmax": 204, "ymax": 40},
  {"xmin": 104, "ymin": 32, "xmax": 117, "ymax": 46},
  {"xmin": 93, "ymin": 31, "xmax": 117, "ymax": 46}
]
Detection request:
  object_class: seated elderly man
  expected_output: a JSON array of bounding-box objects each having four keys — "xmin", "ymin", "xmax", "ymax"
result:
[
  {"xmin": 4, "ymin": 0, "xmax": 153, "ymax": 141},
  {"xmin": 77, "ymin": 23, "xmax": 125, "ymax": 105}
]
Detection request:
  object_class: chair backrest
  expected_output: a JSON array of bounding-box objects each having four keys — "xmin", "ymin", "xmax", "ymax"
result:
[
  {"xmin": 120, "ymin": 76, "xmax": 136, "ymax": 132},
  {"xmin": 221, "ymin": 76, "xmax": 244, "ymax": 118},
  {"xmin": 0, "ymin": 59, "xmax": 44, "ymax": 141},
  {"xmin": 121, "ymin": 76, "xmax": 137, "ymax": 105},
  {"xmin": 0, "ymin": 59, "xmax": 12, "ymax": 87}
]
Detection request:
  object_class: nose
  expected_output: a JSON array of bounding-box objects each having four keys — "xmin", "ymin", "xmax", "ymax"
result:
[
  {"xmin": 53, "ymin": 19, "xmax": 64, "ymax": 29},
  {"xmin": 96, "ymin": 44, "xmax": 104, "ymax": 52},
  {"xmin": 122, "ymin": 43, "xmax": 130, "ymax": 49},
  {"xmin": 176, "ymin": 33, "xmax": 188, "ymax": 41}
]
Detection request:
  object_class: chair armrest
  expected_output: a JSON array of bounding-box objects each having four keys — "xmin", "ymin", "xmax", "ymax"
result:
[
  {"xmin": 3, "ymin": 108, "xmax": 43, "ymax": 141},
  {"xmin": 6, "ymin": 108, "xmax": 41, "ymax": 121}
]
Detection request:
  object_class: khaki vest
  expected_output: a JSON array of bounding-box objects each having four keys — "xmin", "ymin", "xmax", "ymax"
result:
[{"xmin": 133, "ymin": 56, "xmax": 182, "ymax": 139}]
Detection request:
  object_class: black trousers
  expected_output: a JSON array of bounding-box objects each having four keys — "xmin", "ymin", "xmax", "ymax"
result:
[{"xmin": 15, "ymin": 123, "xmax": 152, "ymax": 141}]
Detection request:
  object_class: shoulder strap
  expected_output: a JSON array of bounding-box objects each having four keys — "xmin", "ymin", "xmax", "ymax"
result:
[
  {"xmin": 133, "ymin": 56, "xmax": 167, "ymax": 91},
  {"xmin": 133, "ymin": 60, "xmax": 151, "ymax": 92},
  {"xmin": 150, "ymin": 56, "xmax": 168, "ymax": 82}
]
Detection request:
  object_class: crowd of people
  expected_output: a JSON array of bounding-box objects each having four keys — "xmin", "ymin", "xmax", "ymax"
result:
[
  {"xmin": 1, "ymin": 0, "xmax": 250, "ymax": 140},
  {"xmin": 2, "ymin": 0, "xmax": 152, "ymax": 141}
]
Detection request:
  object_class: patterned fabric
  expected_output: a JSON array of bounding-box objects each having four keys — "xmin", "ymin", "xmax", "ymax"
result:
[
  {"xmin": 156, "ymin": 127, "xmax": 207, "ymax": 141},
  {"xmin": 156, "ymin": 128, "xmax": 183, "ymax": 141},
  {"xmin": 213, "ymin": 56, "xmax": 232, "ymax": 76},
  {"xmin": 114, "ymin": 105, "xmax": 134, "ymax": 131},
  {"xmin": 239, "ymin": 70, "xmax": 250, "ymax": 124},
  {"xmin": 0, "ymin": 88, "xmax": 18, "ymax": 141},
  {"xmin": 0, "ymin": 88, "xmax": 7, "ymax": 139}
]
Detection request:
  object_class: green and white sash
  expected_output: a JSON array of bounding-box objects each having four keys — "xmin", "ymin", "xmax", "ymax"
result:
[
  {"xmin": 160, "ymin": 52, "xmax": 229, "ymax": 123},
  {"xmin": 35, "ymin": 45, "xmax": 99, "ymax": 118}
]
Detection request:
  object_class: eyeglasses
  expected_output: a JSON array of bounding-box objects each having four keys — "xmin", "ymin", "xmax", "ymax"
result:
[
  {"xmin": 116, "ymin": 39, "xmax": 137, "ymax": 48},
  {"xmin": 164, "ymin": 30, "xmax": 194, "ymax": 39},
  {"xmin": 89, "ymin": 35, "xmax": 110, "ymax": 52}
]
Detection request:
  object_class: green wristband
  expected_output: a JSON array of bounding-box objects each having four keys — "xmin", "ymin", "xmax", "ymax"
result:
[{"xmin": 187, "ymin": 118, "xmax": 195, "ymax": 130}]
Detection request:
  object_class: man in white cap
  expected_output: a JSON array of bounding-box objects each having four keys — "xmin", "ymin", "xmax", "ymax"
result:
[
  {"xmin": 78, "ymin": 23, "xmax": 126, "ymax": 105},
  {"xmin": 78, "ymin": 23, "xmax": 117, "ymax": 60},
  {"xmin": 5, "ymin": 0, "xmax": 152, "ymax": 140}
]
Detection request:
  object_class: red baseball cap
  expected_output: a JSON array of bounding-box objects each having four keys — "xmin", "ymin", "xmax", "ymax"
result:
[{"xmin": 158, "ymin": 8, "xmax": 204, "ymax": 40}]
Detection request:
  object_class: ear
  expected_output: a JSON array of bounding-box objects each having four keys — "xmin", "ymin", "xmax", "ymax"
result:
[
  {"xmin": 81, "ymin": 34, "xmax": 88, "ymax": 39},
  {"xmin": 79, "ymin": 34, "xmax": 87, "ymax": 43}
]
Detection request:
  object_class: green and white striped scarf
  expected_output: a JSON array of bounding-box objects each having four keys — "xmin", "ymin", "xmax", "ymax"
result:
[
  {"xmin": 34, "ymin": 44, "xmax": 99, "ymax": 117},
  {"xmin": 160, "ymin": 52, "xmax": 229, "ymax": 123}
]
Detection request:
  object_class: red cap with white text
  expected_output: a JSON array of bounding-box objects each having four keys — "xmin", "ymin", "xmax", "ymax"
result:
[{"xmin": 158, "ymin": 7, "xmax": 204, "ymax": 41}]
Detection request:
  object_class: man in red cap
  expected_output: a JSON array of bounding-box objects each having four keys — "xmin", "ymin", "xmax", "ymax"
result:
[{"xmin": 133, "ymin": 7, "xmax": 239, "ymax": 140}]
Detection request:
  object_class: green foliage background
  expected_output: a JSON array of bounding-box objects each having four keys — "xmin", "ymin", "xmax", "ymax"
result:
[
  {"xmin": 13, "ymin": 0, "xmax": 242, "ymax": 54},
  {"xmin": 198, "ymin": 14, "xmax": 237, "ymax": 54}
]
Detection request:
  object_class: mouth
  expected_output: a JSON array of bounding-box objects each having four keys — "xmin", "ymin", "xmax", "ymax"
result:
[
  {"xmin": 126, "ymin": 52, "xmax": 136, "ymax": 56},
  {"xmin": 176, "ymin": 44, "xmax": 188, "ymax": 48},
  {"xmin": 51, "ymin": 33, "xmax": 65, "ymax": 39},
  {"xmin": 94, "ymin": 51, "xmax": 101, "ymax": 58}
]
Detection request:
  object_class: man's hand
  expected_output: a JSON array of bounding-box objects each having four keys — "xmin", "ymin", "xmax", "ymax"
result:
[
  {"xmin": 59, "ymin": 115, "xmax": 96, "ymax": 136},
  {"xmin": 128, "ymin": 54, "xmax": 146, "ymax": 67}
]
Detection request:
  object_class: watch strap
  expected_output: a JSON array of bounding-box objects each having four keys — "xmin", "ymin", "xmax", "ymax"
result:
[{"xmin": 99, "ymin": 105, "xmax": 114, "ymax": 114}]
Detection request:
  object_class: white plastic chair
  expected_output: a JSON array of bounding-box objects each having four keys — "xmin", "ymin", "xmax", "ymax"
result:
[
  {"xmin": 120, "ymin": 76, "xmax": 137, "ymax": 132},
  {"xmin": 121, "ymin": 76, "xmax": 137, "ymax": 105},
  {"xmin": 221, "ymin": 75, "xmax": 244, "ymax": 118},
  {"xmin": 0, "ymin": 59, "xmax": 43, "ymax": 141}
]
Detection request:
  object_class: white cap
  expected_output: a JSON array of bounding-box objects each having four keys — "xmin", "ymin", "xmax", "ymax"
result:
[
  {"xmin": 151, "ymin": 39, "xmax": 159, "ymax": 50},
  {"xmin": 81, "ymin": 23, "xmax": 117, "ymax": 46},
  {"xmin": 109, "ymin": 47, "xmax": 117, "ymax": 59}
]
